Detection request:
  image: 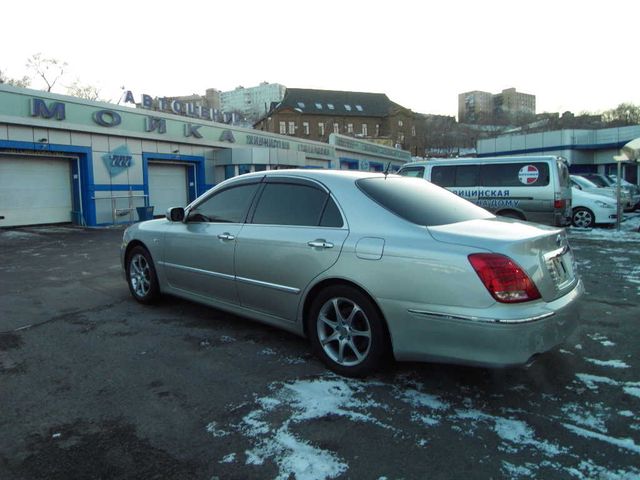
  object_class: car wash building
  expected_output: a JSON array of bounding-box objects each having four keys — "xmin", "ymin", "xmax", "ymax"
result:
[{"xmin": 0, "ymin": 85, "xmax": 411, "ymax": 228}]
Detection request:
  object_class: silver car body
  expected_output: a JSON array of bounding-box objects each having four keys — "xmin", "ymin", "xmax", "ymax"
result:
[{"xmin": 122, "ymin": 170, "xmax": 583, "ymax": 368}]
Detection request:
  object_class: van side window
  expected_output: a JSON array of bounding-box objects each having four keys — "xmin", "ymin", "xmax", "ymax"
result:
[
  {"xmin": 480, "ymin": 163, "xmax": 550, "ymax": 187},
  {"xmin": 455, "ymin": 165, "xmax": 480, "ymax": 187},
  {"xmin": 432, "ymin": 166, "xmax": 455, "ymax": 186}
]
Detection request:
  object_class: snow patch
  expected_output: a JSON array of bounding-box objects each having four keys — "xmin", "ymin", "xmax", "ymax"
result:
[
  {"xmin": 584, "ymin": 358, "xmax": 630, "ymax": 369},
  {"xmin": 563, "ymin": 423, "xmax": 640, "ymax": 454}
]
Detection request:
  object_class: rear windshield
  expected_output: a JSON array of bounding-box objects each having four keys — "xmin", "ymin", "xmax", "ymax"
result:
[{"xmin": 356, "ymin": 177, "xmax": 494, "ymax": 226}]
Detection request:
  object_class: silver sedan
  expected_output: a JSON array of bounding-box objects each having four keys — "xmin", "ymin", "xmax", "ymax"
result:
[{"xmin": 121, "ymin": 170, "xmax": 583, "ymax": 377}]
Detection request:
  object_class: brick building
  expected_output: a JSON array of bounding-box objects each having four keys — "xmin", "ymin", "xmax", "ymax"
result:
[{"xmin": 254, "ymin": 88, "xmax": 425, "ymax": 156}]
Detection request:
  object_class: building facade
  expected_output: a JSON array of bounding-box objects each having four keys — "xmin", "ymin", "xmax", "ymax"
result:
[
  {"xmin": 0, "ymin": 85, "xmax": 411, "ymax": 228},
  {"xmin": 220, "ymin": 82, "xmax": 286, "ymax": 120},
  {"xmin": 254, "ymin": 88, "xmax": 426, "ymax": 157},
  {"xmin": 459, "ymin": 88, "xmax": 536, "ymax": 124}
]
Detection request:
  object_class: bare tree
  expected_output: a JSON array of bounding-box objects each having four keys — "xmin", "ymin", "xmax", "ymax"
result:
[
  {"xmin": 66, "ymin": 80, "xmax": 102, "ymax": 101},
  {"xmin": 26, "ymin": 53, "xmax": 67, "ymax": 92},
  {"xmin": 0, "ymin": 69, "xmax": 30, "ymax": 87}
]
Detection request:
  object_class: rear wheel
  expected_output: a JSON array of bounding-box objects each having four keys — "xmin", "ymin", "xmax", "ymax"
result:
[
  {"xmin": 126, "ymin": 246, "xmax": 160, "ymax": 304},
  {"xmin": 307, "ymin": 285, "xmax": 389, "ymax": 377},
  {"xmin": 572, "ymin": 207, "xmax": 595, "ymax": 228}
]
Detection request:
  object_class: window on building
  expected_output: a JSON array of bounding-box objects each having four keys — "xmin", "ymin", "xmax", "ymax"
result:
[
  {"xmin": 288, "ymin": 121, "xmax": 295, "ymax": 134},
  {"xmin": 347, "ymin": 123, "xmax": 354, "ymax": 133},
  {"xmin": 411, "ymin": 125, "xmax": 416, "ymax": 136},
  {"xmin": 315, "ymin": 103, "xmax": 323, "ymax": 109},
  {"xmin": 279, "ymin": 121, "xmax": 286, "ymax": 134},
  {"xmin": 375, "ymin": 124, "xmax": 380, "ymax": 137},
  {"xmin": 361, "ymin": 124, "xmax": 368, "ymax": 136},
  {"xmin": 333, "ymin": 123, "xmax": 340, "ymax": 134},
  {"xmin": 297, "ymin": 102, "xmax": 305, "ymax": 109},
  {"xmin": 303, "ymin": 122, "xmax": 310, "ymax": 135},
  {"xmin": 398, "ymin": 120, "xmax": 403, "ymax": 127},
  {"xmin": 327, "ymin": 103, "xmax": 335, "ymax": 110},
  {"xmin": 355, "ymin": 105, "xmax": 363, "ymax": 112},
  {"xmin": 344, "ymin": 104, "xmax": 352, "ymax": 111},
  {"xmin": 318, "ymin": 122, "xmax": 325, "ymax": 136},
  {"xmin": 398, "ymin": 133, "xmax": 405, "ymax": 143}
]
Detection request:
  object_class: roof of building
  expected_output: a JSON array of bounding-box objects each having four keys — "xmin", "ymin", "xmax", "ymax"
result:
[{"xmin": 266, "ymin": 88, "xmax": 404, "ymax": 118}]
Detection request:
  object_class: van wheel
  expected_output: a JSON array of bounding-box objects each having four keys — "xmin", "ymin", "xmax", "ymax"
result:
[{"xmin": 572, "ymin": 207, "xmax": 595, "ymax": 228}]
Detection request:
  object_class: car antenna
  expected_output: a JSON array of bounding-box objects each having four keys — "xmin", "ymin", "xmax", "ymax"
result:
[{"xmin": 383, "ymin": 161, "xmax": 392, "ymax": 178}]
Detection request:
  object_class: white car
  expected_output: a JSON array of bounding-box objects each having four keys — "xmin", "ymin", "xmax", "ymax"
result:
[
  {"xmin": 570, "ymin": 175, "xmax": 632, "ymax": 211},
  {"xmin": 571, "ymin": 186, "xmax": 617, "ymax": 228}
]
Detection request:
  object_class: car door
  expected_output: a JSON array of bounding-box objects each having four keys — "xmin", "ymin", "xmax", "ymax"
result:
[
  {"xmin": 161, "ymin": 180, "xmax": 261, "ymax": 305},
  {"xmin": 234, "ymin": 177, "xmax": 348, "ymax": 322}
]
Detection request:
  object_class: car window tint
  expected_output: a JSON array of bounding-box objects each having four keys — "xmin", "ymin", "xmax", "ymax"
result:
[
  {"xmin": 481, "ymin": 162, "xmax": 550, "ymax": 187},
  {"xmin": 398, "ymin": 166, "xmax": 425, "ymax": 178},
  {"xmin": 319, "ymin": 197, "xmax": 344, "ymax": 227},
  {"xmin": 188, "ymin": 183, "xmax": 259, "ymax": 223},
  {"xmin": 252, "ymin": 183, "xmax": 327, "ymax": 226},
  {"xmin": 357, "ymin": 177, "xmax": 493, "ymax": 226}
]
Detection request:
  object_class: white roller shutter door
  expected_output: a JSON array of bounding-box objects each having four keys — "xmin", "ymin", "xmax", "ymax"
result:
[
  {"xmin": 0, "ymin": 156, "xmax": 72, "ymax": 227},
  {"xmin": 148, "ymin": 163, "xmax": 188, "ymax": 216}
]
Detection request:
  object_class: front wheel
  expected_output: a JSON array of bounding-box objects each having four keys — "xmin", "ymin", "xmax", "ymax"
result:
[
  {"xmin": 307, "ymin": 285, "xmax": 389, "ymax": 377},
  {"xmin": 126, "ymin": 246, "xmax": 160, "ymax": 304},
  {"xmin": 572, "ymin": 207, "xmax": 595, "ymax": 228}
]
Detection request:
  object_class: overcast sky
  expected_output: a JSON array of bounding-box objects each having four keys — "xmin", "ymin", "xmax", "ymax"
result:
[{"xmin": 2, "ymin": 0, "xmax": 638, "ymax": 117}]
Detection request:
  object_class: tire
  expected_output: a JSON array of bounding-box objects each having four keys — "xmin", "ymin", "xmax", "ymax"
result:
[
  {"xmin": 126, "ymin": 246, "xmax": 160, "ymax": 304},
  {"xmin": 307, "ymin": 285, "xmax": 389, "ymax": 377},
  {"xmin": 572, "ymin": 207, "xmax": 595, "ymax": 228}
]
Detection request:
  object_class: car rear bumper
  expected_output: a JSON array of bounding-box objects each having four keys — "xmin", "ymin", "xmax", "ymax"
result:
[{"xmin": 384, "ymin": 279, "xmax": 584, "ymax": 367}]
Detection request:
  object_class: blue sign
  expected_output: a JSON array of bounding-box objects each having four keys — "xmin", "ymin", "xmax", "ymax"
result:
[{"xmin": 103, "ymin": 145, "xmax": 134, "ymax": 177}]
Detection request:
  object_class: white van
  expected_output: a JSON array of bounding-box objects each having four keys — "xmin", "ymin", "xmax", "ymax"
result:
[{"xmin": 398, "ymin": 156, "xmax": 572, "ymax": 227}]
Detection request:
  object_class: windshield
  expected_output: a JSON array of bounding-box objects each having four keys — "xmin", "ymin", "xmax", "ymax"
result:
[
  {"xmin": 357, "ymin": 176, "xmax": 494, "ymax": 226},
  {"xmin": 571, "ymin": 175, "xmax": 598, "ymax": 189}
]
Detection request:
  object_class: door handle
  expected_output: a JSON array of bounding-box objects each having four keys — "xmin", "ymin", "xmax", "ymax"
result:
[
  {"xmin": 217, "ymin": 233, "xmax": 235, "ymax": 241},
  {"xmin": 308, "ymin": 240, "xmax": 334, "ymax": 249}
]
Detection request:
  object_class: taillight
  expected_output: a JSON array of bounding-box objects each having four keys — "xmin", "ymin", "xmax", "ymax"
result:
[
  {"xmin": 468, "ymin": 253, "xmax": 541, "ymax": 303},
  {"xmin": 554, "ymin": 199, "xmax": 565, "ymax": 209}
]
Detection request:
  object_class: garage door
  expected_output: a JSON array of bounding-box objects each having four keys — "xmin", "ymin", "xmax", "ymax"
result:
[
  {"xmin": 0, "ymin": 156, "xmax": 72, "ymax": 227},
  {"xmin": 148, "ymin": 163, "xmax": 189, "ymax": 216}
]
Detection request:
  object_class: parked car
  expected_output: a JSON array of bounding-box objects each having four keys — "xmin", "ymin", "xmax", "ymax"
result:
[
  {"xmin": 122, "ymin": 170, "xmax": 583, "ymax": 377},
  {"xmin": 574, "ymin": 174, "xmax": 635, "ymax": 211},
  {"xmin": 570, "ymin": 175, "xmax": 633, "ymax": 210},
  {"xmin": 570, "ymin": 186, "xmax": 617, "ymax": 228},
  {"xmin": 606, "ymin": 174, "xmax": 640, "ymax": 210}
]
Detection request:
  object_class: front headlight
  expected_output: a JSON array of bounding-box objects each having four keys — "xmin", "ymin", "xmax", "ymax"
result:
[{"xmin": 595, "ymin": 200, "xmax": 615, "ymax": 209}]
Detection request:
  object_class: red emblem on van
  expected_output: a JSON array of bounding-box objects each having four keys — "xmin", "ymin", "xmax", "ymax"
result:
[{"xmin": 518, "ymin": 165, "xmax": 539, "ymax": 184}]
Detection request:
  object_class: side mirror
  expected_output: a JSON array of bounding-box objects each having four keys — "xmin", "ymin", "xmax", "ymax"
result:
[{"xmin": 166, "ymin": 207, "xmax": 185, "ymax": 222}]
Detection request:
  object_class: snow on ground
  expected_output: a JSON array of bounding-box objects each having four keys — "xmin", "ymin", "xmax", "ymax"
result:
[
  {"xmin": 567, "ymin": 212, "xmax": 640, "ymax": 242},
  {"xmin": 209, "ymin": 372, "xmax": 640, "ymax": 479}
]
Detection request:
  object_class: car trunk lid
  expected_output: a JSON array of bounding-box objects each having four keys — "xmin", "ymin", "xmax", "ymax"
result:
[{"xmin": 427, "ymin": 217, "xmax": 578, "ymax": 302}]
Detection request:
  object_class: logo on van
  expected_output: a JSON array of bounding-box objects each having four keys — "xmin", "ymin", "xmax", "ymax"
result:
[{"xmin": 518, "ymin": 165, "xmax": 539, "ymax": 185}]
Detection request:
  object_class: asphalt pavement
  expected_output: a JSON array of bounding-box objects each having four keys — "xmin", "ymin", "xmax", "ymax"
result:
[{"xmin": 1, "ymin": 224, "xmax": 639, "ymax": 480}]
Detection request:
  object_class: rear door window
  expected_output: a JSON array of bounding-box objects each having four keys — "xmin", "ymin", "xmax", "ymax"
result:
[{"xmin": 251, "ymin": 183, "xmax": 331, "ymax": 226}]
